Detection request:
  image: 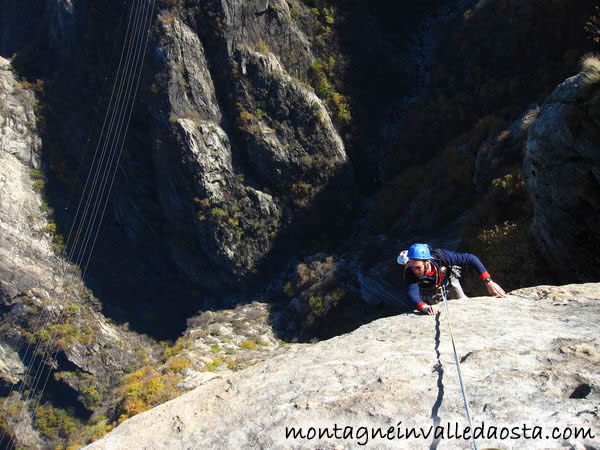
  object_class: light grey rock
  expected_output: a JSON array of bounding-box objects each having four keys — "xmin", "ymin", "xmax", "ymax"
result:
[
  {"xmin": 176, "ymin": 119, "xmax": 233, "ymax": 202},
  {"xmin": 0, "ymin": 394, "xmax": 43, "ymax": 449},
  {"xmin": 216, "ymin": 0, "xmax": 314, "ymax": 78},
  {"xmin": 235, "ymin": 47, "xmax": 348, "ymax": 191},
  {"xmin": 88, "ymin": 283, "xmax": 600, "ymax": 449},
  {"xmin": 177, "ymin": 371, "xmax": 220, "ymax": 391},
  {"xmin": 0, "ymin": 342, "xmax": 25, "ymax": 385},
  {"xmin": 0, "ymin": 56, "xmax": 54, "ymax": 300},
  {"xmin": 523, "ymin": 72, "xmax": 600, "ymax": 281},
  {"xmin": 158, "ymin": 17, "xmax": 222, "ymax": 124}
]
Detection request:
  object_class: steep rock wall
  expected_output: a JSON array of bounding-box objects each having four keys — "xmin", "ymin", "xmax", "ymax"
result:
[
  {"xmin": 0, "ymin": 56, "xmax": 159, "ymax": 445},
  {"xmin": 524, "ymin": 71, "xmax": 600, "ymax": 281}
]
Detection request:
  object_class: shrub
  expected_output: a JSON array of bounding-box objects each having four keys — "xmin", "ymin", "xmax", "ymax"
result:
[
  {"xmin": 309, "ymin": 60, "xmax": 333, "ymax": 99},
  {"xmin": 581, "ymin": 54, "xmax": 600, "ymax": 86},
  {"xmin": 205, "ymin": 357, "xmax": 224, "ymax": 371},
  {"xmin": 462, "ymin": 220, "xmax": 548, "ymax": 294},
  {"xmin": 211, "ymin": 207, "xmax": 228, "ymax": 218},
  {"xmin": 308, "ymin": 296, "xmax": 325, "ymax": 316},
  {"xmin": 34, "ymin": 404, "xmax": 78, "ymax": 442},
  {"xmin": 41, "ymin": 223, "xmax": 57, "ymax": 234},
  {"xmin": 585, "ymin": 6, "xmax": 600, "ymax": 44},
  {"xmin": 166, "ymin": 356, "xmax": 190, "ymax": 372},
  {"xmin": 116, "ymin": 366, "xmax": 182, "ymax": 423},
  {"xmin": 283, "ymin": 281, "xmax": 295, "ymax": 297},
  {"xmin": 162, "ymin": 337, "xmax": 187, "ymax": 360},
  {"xmin": 32, "ymin": 179, "xmax": 45, "ymax": 193},
  {"xmin": 256, "ymin": 40, "xmax": 270, "ymax": 54},
  {"xmin": 239, "ymin": 339, "xmax": 257, "ymax": 350}
]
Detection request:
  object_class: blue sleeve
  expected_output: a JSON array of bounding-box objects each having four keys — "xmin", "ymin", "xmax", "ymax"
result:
[
  {"xmin": 439, "ymin": 249, "xmax": 488, "ymax": 275},
  {"xmin": 405, "ymin": 271, "xmax": 422, "ymax": 307}
]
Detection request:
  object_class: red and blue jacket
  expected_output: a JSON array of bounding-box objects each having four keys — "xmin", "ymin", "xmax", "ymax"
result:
[{"xmin": 405, "ymin": 249, "xmax": 491, "ymax": 311}]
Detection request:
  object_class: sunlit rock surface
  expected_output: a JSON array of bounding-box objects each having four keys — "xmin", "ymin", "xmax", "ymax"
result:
[{"xmin": 89, "ymin": 283, "xmax": 600, "ymax": 449}]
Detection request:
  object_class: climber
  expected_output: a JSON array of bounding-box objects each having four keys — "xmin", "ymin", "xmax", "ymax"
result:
[{"xmin": 400, "ymin": 243, "xmax": 506, "ymax": 315}]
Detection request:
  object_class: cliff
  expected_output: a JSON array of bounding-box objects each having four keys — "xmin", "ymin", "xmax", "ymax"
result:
[
  {"xmin": 0, "ymin": 56, "xmax": 160, "ymax": 446},
  {"xmin": 524, "ymin": 64, "xmax": 600, "ymax": 281},
  {"xmin": 88, "ymin": 284, "xmax": 600, "ymax": 449},
  {"xmin": 1, "ymin": 0, "xmax": 599, "ymax": 447}
]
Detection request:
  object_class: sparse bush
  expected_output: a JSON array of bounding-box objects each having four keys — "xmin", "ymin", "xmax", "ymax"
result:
[
  {"xmin": 285, "ymin": 254, "xmax": 355, "ymax": 328},
  {"xmin": 581, "ymin": 54, "xmax": 600, "ymax": 86},
  {"xmin": 585, "ymin": 6, "xmax": 600, "ymax": 44},
  {"xmin": 462, "ymin": 220, "xmax": 551, "ymax": 294},
  {"xmin": 256, "ymin": 40, "xmax": 270, "ymax": 54},
  {"xmin": 34, "ymin": 404, "xmax": 78, "ymax": 443},
  {"xmin": 162, "ymin": 337, "xmax": 188, "ymax": 360},
  {"xmin": 283, "ymin": 281, "xmax": 295, "ymax": 297},
  {"xmin": 166, "ymin": 356, "xmax": 190, "ymax": 372},
  {"xmin": 210, "ymin": 207, "xmax": 228, "ymax": 218},
  {"xmin": 308, "ymin": 296, "xmax": 325, "ymax": 316},
  {"xmin": 32, "ymin": 179, "xmax": 45, "ymax": 193},
  {"xmin": 239, "ymin": 339, "xmax": 257, "ymax": 350},
  {"xmin": 309, "ymin": 59, "xmax": 333, "ymax": 99},
  {"xmin": 205, "ymin": 357, "xmax": 224, "ymax": 371},
  {"xmin": 116, "ymin": 365, "xmax": 183, "ymax": 423}
]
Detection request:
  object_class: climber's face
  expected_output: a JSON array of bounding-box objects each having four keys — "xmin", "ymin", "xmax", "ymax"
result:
[{"xmin": 408, "ymin": 259, "xmax": 429, "ymax": 277}]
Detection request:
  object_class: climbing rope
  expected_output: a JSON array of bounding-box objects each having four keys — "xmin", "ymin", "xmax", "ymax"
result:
[{"xmin": 438, "ymin": 285, "xmax": 479, "ymax": 450}]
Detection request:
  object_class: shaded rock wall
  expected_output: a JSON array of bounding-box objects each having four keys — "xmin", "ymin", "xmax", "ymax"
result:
[
  {"xmin": 0, "ymin": 55, "xmax": 160, "ymax": 444},
  {"xmin": 524, "ymin": 71, "xmax": 600, "ymax": 281}
]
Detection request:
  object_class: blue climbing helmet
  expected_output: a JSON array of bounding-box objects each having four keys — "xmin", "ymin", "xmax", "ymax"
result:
[{"xmin": 407, "ymin": 243, "xmax": 431, "ymax": 260}]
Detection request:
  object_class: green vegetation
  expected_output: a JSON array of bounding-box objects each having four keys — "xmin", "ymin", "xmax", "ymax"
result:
[
  {"xmin": 284, "ymin": 254, "xmax": 352, "ymax": 327},
  {"xmin": 211, "ymin": 207, "xmax": 228, "ymax": 218},
  {"xmin": 34, "ymin": 404, "xmax": 77, "ymax": 443},
  {"xmin": 18, "ymin": 297, "xmax": 100, "ymax": 355},
  {"xmin": 31, "ymin": 403, "xmax": 114, "ymax": 447},
  {"xmin": 194, "ymin": 193, "xmax": 247, "ymax": 243},
  {"xmin": 239, "ymin": 339, "xmax": 257, "ymax": 350},
  {"xmin": 115, "ymin": 365, "xmax": 184, "ymax": 424},
  {"xmin": 308, "ymin": 296, "xmax": 325, "ymax": 316},
  {"xmin": 308, "ymin": 58, "xmax": 351, "ymax": 125},
  {"xmin": 283, "ymin": 281, "xmax": 295, "ymax": 297},
  {"xmin": 162, "ymin": 336, "xmax": 188, "ymax": 360},
  {"xmin": 31, "ymin": 171, "xmax": 45, "ymax": 193},
  {"xmin": 41, "ymin": 221, "xmax": 65, "ymax": 254},
  {"xmin": 54, "ymin": 371, "xmax": 103, "ymax": 410},
  {"xmin": 165, "ymin": 355, "xmax": 191, "ymax": 372},
  {"xmin": 256, "ymin": 40, "xmax": 270, "ymax": 54},
  {"xmin": 30, "ymin": 167, "xmax": 66, "ymax": 254},
  {"xmin": 204, "ymin": 357, "xmax": 224, "ymax": 371}
]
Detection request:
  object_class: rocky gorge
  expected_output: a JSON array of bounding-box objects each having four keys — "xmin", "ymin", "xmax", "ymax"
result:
[{"xmin": 0, "ymin": 0, "xmax": 599, "ymax": 447}]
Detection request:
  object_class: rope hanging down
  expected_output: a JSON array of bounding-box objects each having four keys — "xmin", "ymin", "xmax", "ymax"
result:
[{"xmin": 439, "ymin": 286, "xmax": 479, "ymax": 450}]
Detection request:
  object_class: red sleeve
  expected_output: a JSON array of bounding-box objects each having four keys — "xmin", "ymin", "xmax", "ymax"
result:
[{"xmin": 480, "ymin": 271, "xmax": 491, "ymax": 280}]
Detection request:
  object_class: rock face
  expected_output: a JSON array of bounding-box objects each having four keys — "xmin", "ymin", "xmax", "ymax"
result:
[
  {"xmin": 473, "ymin": 106, "xmax": 539, "ymax": 192},
  {"xmin": 524, "ymin": 71, "xmax": 600, "ymax": 281},
  {"xmin": 0, "ymin": 56, "xmax": 159, "ymax": 443},
  {"xmin": 0, "ymin": 57, "xmax": 47, "ymax": 297},
  {"xmin": 88, "ymin": 283, "xmax": 600, "ymax": 449},
  {"xmin": 147, "ymin": 5, "xmax": 354, "ymax": 285}
]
